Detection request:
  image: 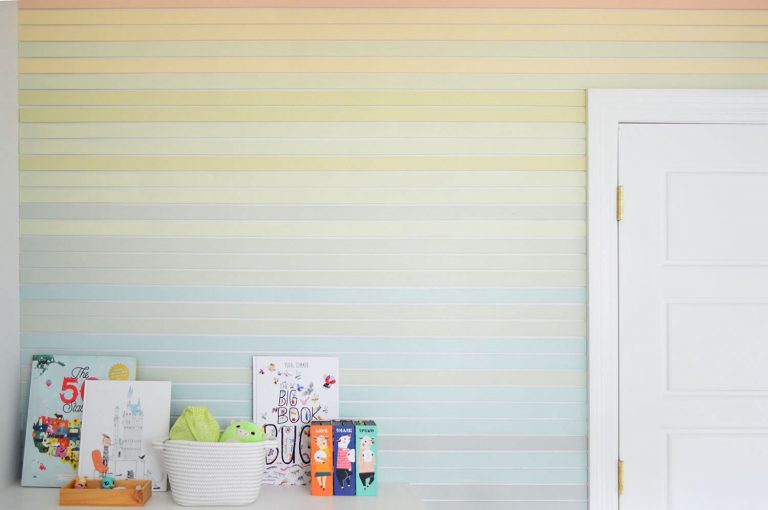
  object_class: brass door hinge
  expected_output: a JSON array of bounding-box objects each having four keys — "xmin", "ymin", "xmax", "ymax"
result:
[
  {"xmin": 618, "ymin": 459, "xmax": 625, "ymax": 496},
  {"xmin": 617, "ymin": 185, "xmax": 624, "ymax": 222}
]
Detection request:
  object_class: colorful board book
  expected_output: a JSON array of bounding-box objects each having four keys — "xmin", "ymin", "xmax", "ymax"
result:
[
  {"xmin": 21, "ymin": 354, "xmax": 137, "ymax": 487},
  {"xmin": 332, "ymin": 420, "xmax": 356, "ymax": 496},
  {"xmin": 310, "ymin": 421, "xmax": 334, "ymax": 496},
  {"xmin": 355, "ymin": 420, "xmax": 378, "ymax": 496},
  {"xmin": 78, "ymin": 380, "xmax": 172, "ymax": 491},
  {"xmin": 253, "ymin": 356, "xmax": 340, "ymax": 486}
]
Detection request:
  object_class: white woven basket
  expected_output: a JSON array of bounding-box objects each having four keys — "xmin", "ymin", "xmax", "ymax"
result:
[{"xmin": 153, "ymin": 439, "xmax": 278, "ymax": 506}]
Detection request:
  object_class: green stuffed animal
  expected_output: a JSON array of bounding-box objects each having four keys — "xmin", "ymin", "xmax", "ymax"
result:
[{"xmin": 219, "ymin": 420, "xmax": 265, "ymax": 443}]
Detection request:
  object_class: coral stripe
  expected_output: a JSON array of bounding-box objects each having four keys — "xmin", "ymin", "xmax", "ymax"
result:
[{"xmin": 18, "ymin": 0, "xmax": 768, "ymax": 9}]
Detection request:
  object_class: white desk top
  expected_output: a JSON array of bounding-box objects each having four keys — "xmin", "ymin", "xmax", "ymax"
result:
[{"xmin": 1, "ymin": 484, "xmax": 426, "ymax": 510}]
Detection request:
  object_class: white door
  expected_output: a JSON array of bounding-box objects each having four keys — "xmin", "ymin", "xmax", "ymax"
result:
[{"xmin": 618, "ymin": 123, "xmax": 768, "ymax": 510}]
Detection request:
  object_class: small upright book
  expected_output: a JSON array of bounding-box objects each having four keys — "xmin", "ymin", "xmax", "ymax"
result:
[
  {"xmin": 21, "ymin": 354, "xmax": 136, "ymax": 487},
  {"xmin": 332, "ymin": 420, "xmax": 356, "ymax": 496},
  {"xmin": 310, "ymin": 421, "xmax": 333, "ymax": 496},
  {"xmin": 355, "ymin": 420, "xmax": 378, "ymax": 496},
  {"xmin": 78, "ymin": 381, "xmax": 172, "ymax": 491},
  {"xmin": 253, "ymin": 356, "xmax": 339, "ymax": 486}
]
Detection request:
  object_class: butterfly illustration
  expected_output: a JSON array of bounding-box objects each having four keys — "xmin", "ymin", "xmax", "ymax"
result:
[
  {"xmin": 258, "ymin": 369, "xmax": 265, "ymax": 375},
  {"xmin": 260, "ymin": 413, "xmax": 267, "ymax": 421},
  {"xmin": 273, "ymin": 377, "xmax": 279, "ymax": 385},
  {"xmin": 323, "ymin": 374, "xmax": 336, "ymax": 388},
  {"xmin": 271, "ymin": 407, "xmax": 278, "ymax": 414},
  {"xmin": 296, "ymin": 384, "xmax": 304, "ymax": 392},
  {"xmin": 268, "ymin": 363, "xmax": 276, "ymax": 372},
  {"xmin": 301, "ymin": 382, "xmax": 314, "ymax": 396},
  {"xmin": 311, "ymin": 394, "xmax": 319, "ymax": 402},
  {"xmin": 300, "ymin": 396, "xmax": 310, "ymax": 405}
]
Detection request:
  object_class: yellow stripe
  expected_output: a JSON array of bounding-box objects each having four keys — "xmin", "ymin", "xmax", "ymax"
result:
[
  {"xmin": 19, "ymin": 8, "xmax": 768, "ymax": 26},
  {"xmin": 20, "ymin": 188, "xmax": 585, "ymax": 204},
  {"xmin": 20, "ymin": 220, "xmax": 585, "ymax": 237},
  {"xmin": 19, "ymin": 90, "xmax": 586, "ymax": 106},
  {"xmin": 18, "ymin": 25, "xmax": 768, "ymax": 42},
  {"xmin": 19, "ymin": 106, "xmax": 585, "ymax": 123},
  {"xmin": 20, "ymin": 171, "xmax": 586, "ymax": 188},
  {"xmin": 20, "ymin": 155, "xmax": 586, "ymax": 172},
  {"xmin": 19, "ymin": 57, "xmax": 768, "ymax": 74}
]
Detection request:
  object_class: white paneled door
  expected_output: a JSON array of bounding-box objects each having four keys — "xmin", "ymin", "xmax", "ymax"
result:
[{"xmin": 618, "ymin": 124, "xmax": 768, "ymax": 510}]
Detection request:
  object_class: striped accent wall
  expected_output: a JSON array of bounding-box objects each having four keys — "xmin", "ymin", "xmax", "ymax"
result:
[{"xmin": 18, "ymin": 1, "xmax": 768, "ymax": 508}]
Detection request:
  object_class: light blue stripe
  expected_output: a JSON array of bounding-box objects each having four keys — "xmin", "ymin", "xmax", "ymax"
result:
[
  {"xmin": 384, "ymin": 451, "xmax": 587, "ymax": 469},
  {"xmin": 20, "ymin": 285, "xmax": 587, "ymax": 304},
  {"xmin": 21, "ymin": 333, "xmax": 586, "ymax": 354},
  {"xmin": 171, "ymin": 400, "xmax": 585, "ymax": 420},
  {"xmin": 380, "ymin": 467, "xmax": 587, "ymax": 485},
  {"xmin": 169, "ymin": 384, "xmax": 586, "ymax": 403},
  {"xmin": 20, "ymin": 348, "xmax": 585, "ymax": 371}
]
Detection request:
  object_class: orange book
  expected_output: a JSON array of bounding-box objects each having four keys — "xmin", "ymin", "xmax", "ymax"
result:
[{"xmin": 310, "ymin": 421, "xmax": 333, "ymax": 496}]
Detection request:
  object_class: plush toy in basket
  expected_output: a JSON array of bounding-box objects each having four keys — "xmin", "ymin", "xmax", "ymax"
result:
[{"xmin": 155, "ymin": 408, "xmax": 277, "ymax": 507}]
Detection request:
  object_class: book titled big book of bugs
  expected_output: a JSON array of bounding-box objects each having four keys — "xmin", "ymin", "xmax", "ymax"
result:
[
  {"xmin": 253, "ymin": 356, "xmax": 339, "ymax": 485},
  {"xmin": 21, "ymin": 354, "xmax": 136, "ymax": 487}
]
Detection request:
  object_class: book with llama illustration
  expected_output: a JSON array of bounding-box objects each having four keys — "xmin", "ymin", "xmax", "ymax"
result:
[
  {"xmin": 355, "ymin": 420, "xmax": 378, "ymax": 496},
  {"xmin": 253, "ymin": 356, "xmax": 339, "ymax": 486},
  {"xmin": 78, "ymin": 381, "xmax": 172, "ymax": 491},
  {"xmin": 21, "ymin": 354, "xmax": 136, "ymax": 487}
]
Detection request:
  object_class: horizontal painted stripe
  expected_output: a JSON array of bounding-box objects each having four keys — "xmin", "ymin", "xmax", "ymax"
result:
[
  {"xmin": 375, "ymin": 453, "xmax": 586, "ymax": 471},
  {"xmin": 19, "ymin": 138, "xmax": 585, "ymax": 156},
  {"xmin": 19, "ymin": 346, "xmax": 585, "ymax": 371},
  {"xmin": 20, "ymin": 268, "xmax": 586, "ymax": 287},
  {"xmin": 18, "ymin": 57, "xmax": 768, "ymax": 72},
  {"xmin": 19, "ymin": 155, "xmax": 585, "ymax": 172},
  {"xmin": 19, "ymin": 41, "xmax": 768, "ymax": 59},
  {"xmin": 19, "ymin": 106, "xmax": 584, "ymax": 123},
  {"xmin": 18, "ymin": 73, "xmax": 768, "ymax": 90},
  {"xmin": 19, "ymin": 236, "xmax": 587, "ymax": 254},
  {"xmin": 18, "ymin": 171, "xmax": 586, "ymax": 188},
  {"xmin": 20, "ymin": 315, "xmax": 586, "ymax": 336},
  {"xmin": 19, "ymin": 122, "xmax": 587, "ymax": 139},
  {"xmin": 370, "ymin": 467, "xmax": 586, "ymax": 485},
  {"xmin": 424, "ymin": 502, "xmax": 586, "ymax": 510},
  {"xmin": 21, "ymin": 334, "xmax": 587, "ymax": 355},
  {"xmin": 20, "ymin": 204, "xmax": 587, "ymax": 221},
  {"xmin": 19, "ymin": 90, "xmax": 585, "ymax": 106},
  {"xmin": 18, "ymin": 25, "xmax": 768, "ymax": 43},
  {"xmin": 20, "ymin": 285, "xmax": 587, "ymax": 304},
  {"xmin": 19, "ymin": 9, "xmax": 768, "ymax": 26},
  {"xmin": 20, "ymin": 252, "xmax": 585, "ymax": 270},
  {"xmin": 376, "ymin": 435, "xmax": 585, "ymax": 452},
  {"xmin": 17, "ymin": 0, "xmax": 768, "ymax": 9},
  {"xmin": 416, "ymin": 484, "xmax": 586, "ymax": 501},
  {"xmin": 20, "ymin": 188, "xmax": 585, "ymax": 205},
  {"xmin": 133, "ymin": 366, "xmax": 586, "ymax": 386},
  {"xmin": 20, "ymin": 220, "xmax": 586, "ymax": 236}
]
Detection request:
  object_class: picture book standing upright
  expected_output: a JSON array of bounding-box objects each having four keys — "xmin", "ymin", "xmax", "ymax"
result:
[
  {"xmin": 333, "ymin": 420, "xmax": 356, "ymax": 496},
  {"xmin": 78, "ymin": 380, "xmax": 172, "ymax": 491},
  {"xmin": 310, "ymin": 421, "xmax": 333, "ymax": 496},
  {"xmin": 355, "ymin": 420, "xmax": 378, "ymax": 496},
  {"xmin": 21, "ymin": 354, "xmax": 136, "ymax": 487},
  {"xmin": 253, "ymin": 356, "xmax": 339, "ymax": 486}
]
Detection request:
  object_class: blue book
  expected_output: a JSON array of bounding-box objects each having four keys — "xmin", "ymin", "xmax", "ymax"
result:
[
  {"xmin": 332, "ymin": 420, "xmax": 356, "ymax": 495},
  {"xmin": 21, "ymin": 354, "xmax": 136, "ymax": 487}
]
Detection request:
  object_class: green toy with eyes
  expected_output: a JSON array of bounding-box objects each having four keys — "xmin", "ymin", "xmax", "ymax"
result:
[{"xmin": 219, "ymin": 420, "xmax": 265, "ymax": 443}]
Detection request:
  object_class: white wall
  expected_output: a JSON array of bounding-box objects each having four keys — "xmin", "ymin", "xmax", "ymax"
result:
[{"xmin": 0, "ymin": 0, "xmax": 19, "ymax": 488}]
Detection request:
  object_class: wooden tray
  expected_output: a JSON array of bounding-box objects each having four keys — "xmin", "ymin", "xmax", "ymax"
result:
[{"xmin": 59, "ymin": 479, "xmax": 152, "ymax": 507}]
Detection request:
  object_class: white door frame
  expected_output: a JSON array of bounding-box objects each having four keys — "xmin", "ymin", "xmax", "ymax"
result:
[{"xmin": 587, "ymin": 89, "xmax": 768, "ymax": 510}]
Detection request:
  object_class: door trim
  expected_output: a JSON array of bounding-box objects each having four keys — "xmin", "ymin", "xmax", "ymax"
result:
[{"xmin": 587, "ymin": 89, "xmax": 768, "ymax": 510}]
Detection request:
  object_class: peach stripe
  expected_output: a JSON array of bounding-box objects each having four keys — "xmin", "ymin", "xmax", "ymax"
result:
[{"xmin": 17, "ymin": 0, "xmax": 768, "ymax": 9}]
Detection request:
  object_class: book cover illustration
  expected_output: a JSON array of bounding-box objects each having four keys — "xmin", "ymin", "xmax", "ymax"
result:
[
  {"xmin": 21, "ymin": 354, "xmax": 136, "ymax": 487},
  {"xmin": 253, "ymin": 356, "xmax": 339, "ymax": 486},
  {"xmin": 355, "ymin": 420, "xmax": 378, "ymax": 496},
  {"xmin": 333, "ymin": 420, "xmax": 356, "ymax": 496},
  {"xmin": 310, "ymin": 421, "xmax": 333, "ymax": 496},
  {"xmin": 78, "ymin": 381, "xmax": 172, "ymax": 491}
]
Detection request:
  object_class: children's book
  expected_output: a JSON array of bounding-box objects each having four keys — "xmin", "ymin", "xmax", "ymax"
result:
[
  {"xmin": 78, "ymin": 381, "xmax": 172, "ymax": 491},
  {"xmin": 355, "ymin": 420, "xmax": 378, "ymax": 496},
  {"xmin": 310, "ymin": 421, "xmax": 334, "ymax": 496},
  {"xmin": 21, "ymin": 354, "xmax": 136, "ymax": 487},
  {"xmin": 253, "ymin": 356, "xmax": 339, "ymax": 486},
  {"xmin": 332, "ymin": 420, "xmax": 356, "ymax": 496}
]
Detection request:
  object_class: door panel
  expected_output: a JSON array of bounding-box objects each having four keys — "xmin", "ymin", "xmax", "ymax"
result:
[{"xmin": 618, "ymin": 123, "xmax": 768, "ymax": 510}]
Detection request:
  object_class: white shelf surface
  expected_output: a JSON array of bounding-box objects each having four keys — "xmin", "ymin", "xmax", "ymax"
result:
[{"xmin": 1, "ymin": 484, "xmax": 425, "ymax": 510}]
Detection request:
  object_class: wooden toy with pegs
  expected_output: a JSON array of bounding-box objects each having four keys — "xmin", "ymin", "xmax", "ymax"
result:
[{"xmin": 59, "ymin": 478, "xmax": 152, "ymax": 506}]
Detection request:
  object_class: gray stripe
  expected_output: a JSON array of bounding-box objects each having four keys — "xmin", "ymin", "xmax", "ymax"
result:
[
  {"xmin": 380, "ymin": 436, "xmax": 586, "ymax": 452},
  {"xmin": 424, "ymin": 502, "xmax": 587, "ymax": 510},
  {"xmin": 20, "ymin": 236, "xmax": 585, "ymax": 254},
  {"xmin": 21, "ymin": 204, "xmax": 585, "ymax": 221},
  {"xmin": 415, "ymin": 484, "xmax": 587, "ymax": 501}
]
